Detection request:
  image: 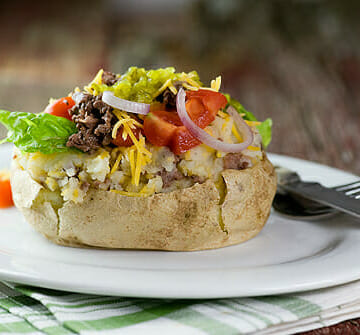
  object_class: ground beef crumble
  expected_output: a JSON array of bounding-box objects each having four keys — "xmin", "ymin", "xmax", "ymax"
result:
[
  {"xmin": 102, "ymin": 71, "xmax": 118, "ymax": 86},
  {"xmin": 66, "ymin": 93, "xmax": 116, "ymax": 153},
  {"xmin": 156, "ymin": 81, "xmax": 185, "ymax": 108},
  {"xmin": 158, "ymin": 167, "xmax": 206, "ymax": 189},
  {"xmin": 158, "ymin": 168, "xmax": 184, "ymax": 188},
  {"xmin": 223, "ymin": 153, "xmax": 251, "ymax": 170}
]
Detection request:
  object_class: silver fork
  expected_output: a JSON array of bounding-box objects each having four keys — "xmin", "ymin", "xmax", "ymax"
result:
[
  {"xmin": 274, "ymin": 166, "xmax": 360, "ymax": 219},
  {"xmin": 333, "ymin": 181, "xmax": 360, "ymax": 199}
]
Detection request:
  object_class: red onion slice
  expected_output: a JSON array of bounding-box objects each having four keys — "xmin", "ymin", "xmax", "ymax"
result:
[
  {"xmin": 176, "ymin": 88, "xmax": 254, "ymax": 153},
  {"xmin": 102, "ymin": 91, "xmax": 150, "ymax": 115}
]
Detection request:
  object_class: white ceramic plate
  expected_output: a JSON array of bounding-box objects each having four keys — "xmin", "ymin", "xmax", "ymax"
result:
[{"xmin": 0, "ymin": 144, "xmax": 359, "ymax": 298}]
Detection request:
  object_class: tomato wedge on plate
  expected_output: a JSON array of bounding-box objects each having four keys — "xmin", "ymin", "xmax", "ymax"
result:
[{"xmin": 0, "ymin": 171, "xmax": 14, "ymax": 208}]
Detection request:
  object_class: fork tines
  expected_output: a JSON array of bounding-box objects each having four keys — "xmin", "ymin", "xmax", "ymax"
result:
[{"xmin": 334, "ymin": 181, "xmax": 360, "ymax": 199}]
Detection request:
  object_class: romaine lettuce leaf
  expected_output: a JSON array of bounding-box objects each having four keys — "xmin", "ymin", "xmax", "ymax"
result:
[
  {"xmin": 256, "ymin": 118, "xmax": 272, "ymax": 148},
  {"xmin": 0, "ymin": 110, "xmax": 77, "ymax": 154},
  {"xmin": 224, "ymin": 94, "xmax": 272, "ymax": 148}
]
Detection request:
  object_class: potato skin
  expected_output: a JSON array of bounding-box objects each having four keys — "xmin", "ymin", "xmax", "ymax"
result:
[{"xmin": 11, "ymin": 154, "xmax": 276, "ymax": 251}]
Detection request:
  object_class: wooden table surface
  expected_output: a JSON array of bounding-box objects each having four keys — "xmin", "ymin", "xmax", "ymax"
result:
[{"xmin": 0, "ymin": 1, "xmax": 359, "ymax": 334}]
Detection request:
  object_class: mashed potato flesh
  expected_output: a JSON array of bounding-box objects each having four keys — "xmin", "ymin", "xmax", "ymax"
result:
[{"xmin": 13, "ymin": 116, "xmax": 263, "ymax": 203}]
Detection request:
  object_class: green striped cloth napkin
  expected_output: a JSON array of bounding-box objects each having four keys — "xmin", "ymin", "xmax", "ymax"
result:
[{"xmin": 0, "ymin": 280, "xmax": 360, "ymax": 335}]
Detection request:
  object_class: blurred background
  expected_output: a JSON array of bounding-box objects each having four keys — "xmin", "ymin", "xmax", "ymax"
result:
[{"xmin": 0, "ymin": 0, "xmax": 359, "ymax": 174}]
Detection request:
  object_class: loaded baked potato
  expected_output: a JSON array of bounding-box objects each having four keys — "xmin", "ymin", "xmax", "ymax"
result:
[{"xmin": 1, "ymin": 67, "xmax": 276, "ymax": 251}]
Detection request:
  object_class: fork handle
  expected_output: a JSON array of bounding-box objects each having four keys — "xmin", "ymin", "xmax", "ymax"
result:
[{"xmin": 281, "ymin": 181, "xmax": 360, "ymax": 219}]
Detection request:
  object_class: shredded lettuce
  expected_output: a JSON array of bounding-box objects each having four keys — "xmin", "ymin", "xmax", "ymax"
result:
[
  {"xmin": 88, "ymin": 67, "xmax": 202, "ymax": 104},
  {"xmin": 0, "ymin": 110, "xmax": 77, "ymax": 154},
  {"xmin": 224, "ymin": 94, "xmax": 272, "ymax": 148}
]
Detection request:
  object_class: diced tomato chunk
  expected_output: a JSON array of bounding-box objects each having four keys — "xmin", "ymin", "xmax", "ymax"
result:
[
  {"xmin": 171, "ymin": 126, "xmax": 201, "ymax": 155},
  {"xmin": 186, "ymin": 89, "xmax": 227, "ymax": 114},
  {"xmin": 112, "ymin": 126, "xmax": 142, "ymax": 147},
  {"xmin": 144, "ymin": 90, "xmax": 227, "ymax": 154},
  {"xmin": 185, "ymin": 98, "xmax": 215, "ymax": 128},
  {"xmin": 144, "ymin": 111, "xmax": 179, "ymax": 146},
  {"xmin": 150, "ymin": 110, "xmax": 183, "ymax": 126},
  {"xmin": 44, "ymin": 97, "xmax": 75, "ymax": 121},
  {"xmin": 150, "ymin": 102, "xmax": 166, "ymax": 112}
]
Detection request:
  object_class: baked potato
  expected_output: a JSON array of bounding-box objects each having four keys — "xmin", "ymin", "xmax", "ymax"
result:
[
  {"xmin": 11, "ymin": 154, "xmax": 276, "ymax": 251},
  {"xmin": 2, "ymin": 67, "xmax": 276, "ymax": 251}
]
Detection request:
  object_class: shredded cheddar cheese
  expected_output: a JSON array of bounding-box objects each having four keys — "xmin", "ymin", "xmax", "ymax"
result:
[
  {"xmin": 84, "ymin": 69, "xmax": 104, "ymax": 94},
  {"xmin": 112, "ymin": 110, "xmax": 143, "ymax": 140},
  {"xmin": 134, "ymin": 143, "xmax": 142, "ymax": 185},
  {"xmin": 231, "ymin": 124, "xmax": 243, "ymax": 142},
  {"xmin": 73, "ymin": 189, "xmax": 79, "ymax": 199},
  {"xmin": 247, "ymin": 145, "xmax": 261, "ymax": 151},
  {"xmin": 182, "ymin": 83, "xmax": 199, "ymax": 91},
  {"xmin": 139, "ymin": 183, "xmax": 156, "ymax": 195},
  {"xmin": 185, "ymin": 77, "xmax": 201, "ymax": 88},
  {"xmin": 112, "ymin": 119, "xmax": 128, "ymax": 139},
  {"xmin": 112, "ymin": 118, "xmax": 142, "ymax": 139},
  {"xmin": 129, "ymin": 149, "xmax": 135, "ymax": 179},
  {"xmin": 168, "ymin": 84, "xmax": 178, "ymax": 95},
  {"xmin": 110, "ymin": 189, "xmax": 151, "ymax": 198},
  {"xmin": 112, "ymin": 110, "xmax": 152, "ymax": 186},
  {"xmin": 110, "ymin": 152, "xmax": 122, "ymax": 175},
  {"xmin": 99, "ymin": 151, "xmax": 108, "ymax": 159},
  {"xmin": 217, "ymin": 110, "xmax": 228, "ymax": 119},
  {"xmin": 211, "ymin": 76, "xmax": 221, "ymax": 92},
  {"xmin": 204, "ymin": 128, "xmax": 214, "ymax": 136},
  {"xmin": 245, "ymin": 120, "xmax": 261, "ymax": 127},
  {"xmin": 154, "ymin": 79, "xmax": 172, "ymax": 97}
]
